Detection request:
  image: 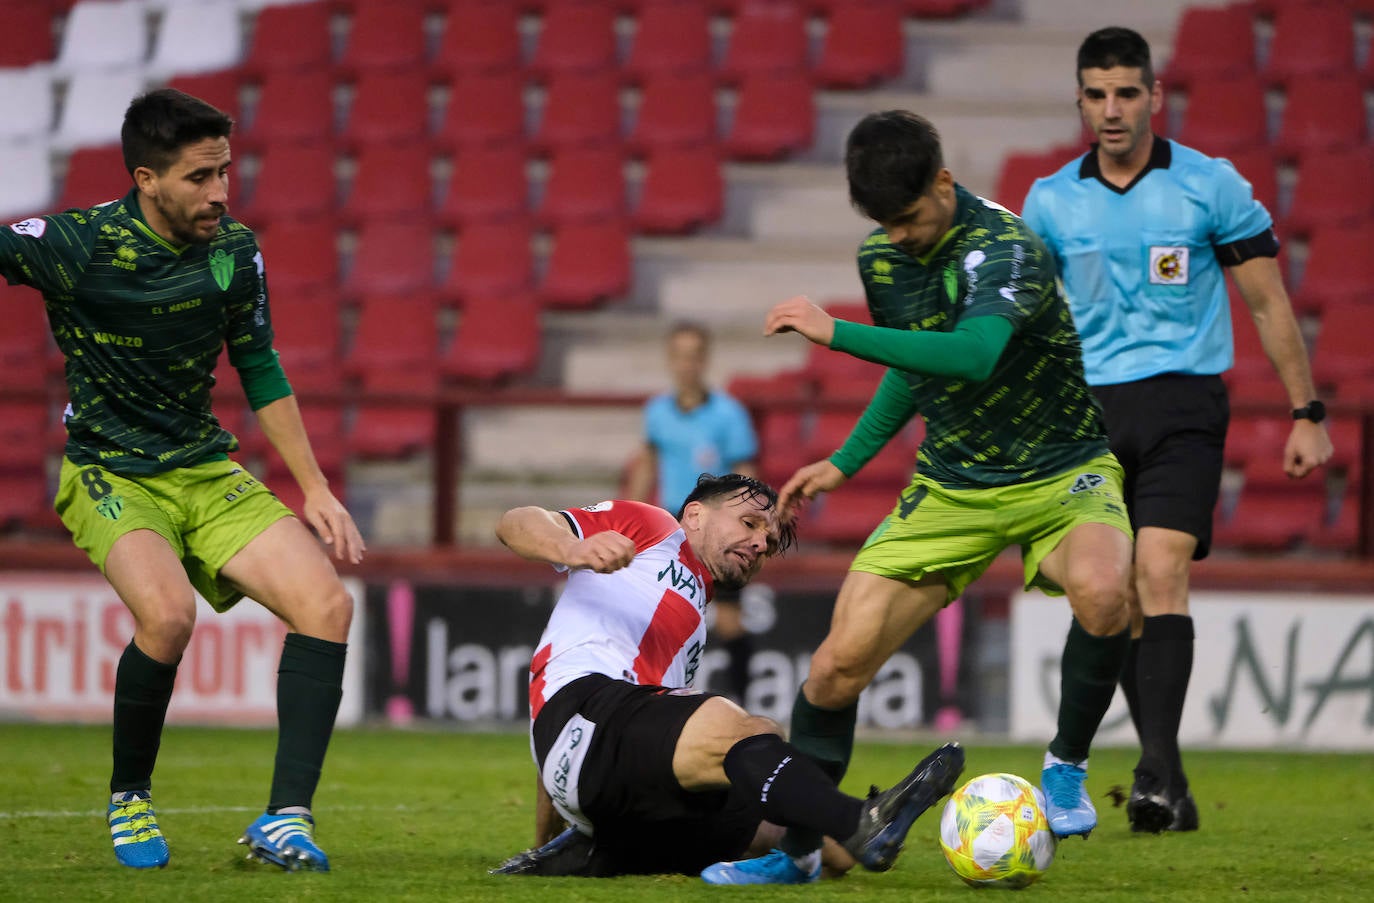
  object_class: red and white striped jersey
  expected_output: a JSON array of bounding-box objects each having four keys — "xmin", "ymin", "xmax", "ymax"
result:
[{"xmin": 527, "ymin": 500, "xmax": 715, "ymax": 721}]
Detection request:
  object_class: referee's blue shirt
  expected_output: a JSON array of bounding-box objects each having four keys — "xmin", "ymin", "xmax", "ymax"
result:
[
  {"xmin": 1021, "ymin": 137, "xmax": 1275, "ymax": 386},
  {"xmin": 644, "ymin": 390, "xmax": 758, "ymax": 515}
]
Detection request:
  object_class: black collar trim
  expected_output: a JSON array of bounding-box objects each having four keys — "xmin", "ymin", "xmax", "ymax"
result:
[{"xmin": 1078, "ymin": 136, "xmax": 1171, "ymax": 194}]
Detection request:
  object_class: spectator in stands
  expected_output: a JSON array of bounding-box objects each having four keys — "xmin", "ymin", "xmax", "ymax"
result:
[
  {"xmin": 626, "ymin": 321, "xmax": 760, "ymax": 703},
  {"xmin": 1020, "ymin": 26, "xmax": 1332, "ymax": 834},
  {"xmin": 0, "ymin": 88, "xmax": 362, "ymax": 872},
  {"xmin": 705, "ymin": 110, "xmax": 1136, "ymax": 885},
  {"xmin": 489, "ymin": 473, "xmax": 964, "ymax": 879}
]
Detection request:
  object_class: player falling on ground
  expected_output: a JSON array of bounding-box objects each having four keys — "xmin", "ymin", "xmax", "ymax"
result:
[
  {"xmin": 0, "ymin": 89, "xmax": 364, "ymax": 871},
  {"xmin": 489, "ymin": 474, "xmax": 965, "ymax": 879}
]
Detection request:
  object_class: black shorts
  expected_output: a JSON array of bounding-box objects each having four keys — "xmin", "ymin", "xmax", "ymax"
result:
[
  {"xmin": 1092, "ymin": 374, "xmax": 1229, "ymax": 559},
  {"xmin": 532, "ymin": 674, "xmax": 761, "ymax": 876}
]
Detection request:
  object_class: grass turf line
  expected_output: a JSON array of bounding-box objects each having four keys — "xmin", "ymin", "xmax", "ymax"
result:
[{"xmin": 4, "ymin": 723, "xmax": 1370, "ymax": 902}]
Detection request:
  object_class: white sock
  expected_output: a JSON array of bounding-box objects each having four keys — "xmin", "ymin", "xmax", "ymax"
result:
[
  {"xmin": 1044, "ymin": 751, "xmax": 1088, "ymax": 770},
  {"xmin": 274, "ymin": 805, "xmax": 311, "ymax": 817},
  {"xmin": 790, "ymin": 850, "xmax": 821, "ymax": 874}
]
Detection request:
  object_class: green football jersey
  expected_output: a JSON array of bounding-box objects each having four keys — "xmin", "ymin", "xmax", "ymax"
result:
[
  {"xmin": 858, "ymin": 184, "xmax": 1109, "ymax": 487},
  {"xmin": 1, "ymin": 190, "xmax": 275, "ymax": 475}
]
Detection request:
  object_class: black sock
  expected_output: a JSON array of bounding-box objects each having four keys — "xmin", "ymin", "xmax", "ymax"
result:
[
  {"xmin": 779, "ymin": 686, "xmax": 857, "ymax": 856},
  {"xmin": 268, "ymin": 634, "xmax": 346, "ymax": 813},
  {"xmin": 722, "ymin": 634, "xmax": 753, "ymax": 701},
  {"xmin": 1121, "ymin": 637, "xmax": 1143, "ymax": 740},
  {"xmin": 723, "ymin": 734, "xmax": 863, "ymax": 843},
  {"xmin": 111, "ymin": 642, "xmax": 179, "ymax": 794},
  {"xmin": 1049, "ymin": 619, "xmax": 1130, "ymax": 763},
  {"xmin": 1134, "ymin": 615, "xmax": 1194, "ymax": 789}
]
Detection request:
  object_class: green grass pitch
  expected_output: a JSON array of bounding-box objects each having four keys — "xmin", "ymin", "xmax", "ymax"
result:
[{"xmin": 5, "ymin": 723, "xmax": 1370, "ymax": 902}]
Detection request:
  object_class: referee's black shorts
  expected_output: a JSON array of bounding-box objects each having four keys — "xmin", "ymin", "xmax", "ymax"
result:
[
  {"xmin": 1092, "ymin": 374, "xmax": 1229, "ymax": 559},
  {"xmin": 533, "ymin": 674, "xmax": 762, "ymax": 876}
]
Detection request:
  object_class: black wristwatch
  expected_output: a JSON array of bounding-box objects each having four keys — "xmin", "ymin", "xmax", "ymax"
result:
[{"xmin": 1292, "ymin": 400, "xmax": 1326, "ymax": 423}]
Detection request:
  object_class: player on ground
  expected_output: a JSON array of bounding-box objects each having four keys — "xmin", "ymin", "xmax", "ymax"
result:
[
  {"xmin": 1020, "ymin": 27, "xmax": 1332, "ymax": 833},
  {"xmin": 489, "ymin": 474, "xmax": 965, "ymax": 880},
  {"xmin": 625, "ymin": 320, "xmax": 761, "ymax": 702},
  {"xmin": 0, "ymin": 88, "xmax": 363, "ymax": 871},
  {"xmin": 704, "ymin": 110, "xmax": 1134, "ymax": 885}
]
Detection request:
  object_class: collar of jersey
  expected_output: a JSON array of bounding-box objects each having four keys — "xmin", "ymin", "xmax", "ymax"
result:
[
  {"xmin": 913, "ymin": 224, "xmax": 963, "ymax": 265},
  {"xmin": 1077, "ymin": 135, "xmax": 1172, "ymax": 195}
]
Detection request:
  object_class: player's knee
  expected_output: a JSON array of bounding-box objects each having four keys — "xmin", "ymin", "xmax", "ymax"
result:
[
  {"xmin": 1133, "ymin": 556, "xmax": 1190, "ymax": 614},
  {"xmin": 138, "ymin": 606, "xmax": 196, "ymax": 656},
  {"xmin": 803, "ymin": 647, "xmax": 868, "ymax": 708},
  {"xmin": 733, "ymin": 713, "xmax": 783, "ymax": 744},
  {"xmin": 314, "ymin": 580, "xmax": 354, "ymax": 640},
  {"xmin": 1065, "ymin": 569, "xmax": 1131, "ymax": 635}
]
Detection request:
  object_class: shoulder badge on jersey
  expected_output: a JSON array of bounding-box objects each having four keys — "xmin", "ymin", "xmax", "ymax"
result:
[
  {"xmin": 9, "ymin": 217, "xmax": 46, "ymax": 238},
  {"xmin": 581, "ymin": 501, "xmax": 614, "ymax": 512}
]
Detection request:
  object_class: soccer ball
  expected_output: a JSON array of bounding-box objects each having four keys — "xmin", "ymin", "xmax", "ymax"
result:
[{"xmin": 939, "ymin": 772, "xmax": 1057, "ymax": 889}]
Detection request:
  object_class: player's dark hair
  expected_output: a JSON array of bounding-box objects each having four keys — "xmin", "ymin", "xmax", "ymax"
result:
[
  {"xmin": 121, "ymin": 88, "xmax": 234, "ymax": 177},
  {"xmin": 667, "ymin": 319, "xmax": 710, "ymax": 348},
  {"xmin": 1076, "ymin": 27, "xmax": 1154, "ymax": 87},
  {"xmin": 679, "ymin": 473, "xmax": 796, "ymax": 555},
  {"xmin": 845, "ymin": 110, "xmax": 944, "ymax": 223}
]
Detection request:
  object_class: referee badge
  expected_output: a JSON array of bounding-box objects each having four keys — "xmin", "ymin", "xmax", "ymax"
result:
[{"xmin": 1149, "ymin": 245, "xmax": 1190, "ymax": 285}]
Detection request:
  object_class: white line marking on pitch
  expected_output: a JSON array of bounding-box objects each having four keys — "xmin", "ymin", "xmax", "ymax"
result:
[{"xmin": 0, "ymin": 804, "xmax": 408, "ymax": 820}]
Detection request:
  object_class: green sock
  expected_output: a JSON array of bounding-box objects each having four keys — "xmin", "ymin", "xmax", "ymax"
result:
[
  {"xmin": 268, "ymin": 633, "xmax": 346, "ymax": 813},
  {"xmin": 110, "ymin": 642, "xmax": 178, "ymax": 794},
  {"xmin": 1049, "ymin": 619, "xmax": 1129, "ymax": 763},
  {"xmin": 779, "ymin": 685, "xmax": 858, "ymax": 857}
]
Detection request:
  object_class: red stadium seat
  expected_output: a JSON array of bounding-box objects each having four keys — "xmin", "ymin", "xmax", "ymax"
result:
[
  {"xmin": 529, "ymin": 0, "xmax": 618, "ymax": 78},
  {"xmin": 0, "ymin": 3, "xmax": 56, "ymax": 67},
  {"xmin": 270, "ymin": 295, "xmax": 345, "ymax": 394},
  {"xmin": 1162, "ymin": 4, "xmax": 1256, "ymax": 89},
  {"xmin": 339, "ymin": 70, "xmax": 432, "ymax": 150},
  {"xmin": 537, "ymin": 220, "xmax": 632, "ymax": 309},
  {"xmin": 1175, "ymin": 74, "xmax": 1268, "ymax": 156},
  {"xmin": 167, "ymin": 70, "xmax": 244, "ymax": 121},
  {"xmin": 346, "ymin": 293, "xmax": 441, "ymax": 378},
  {"xmin": 634, "ymin": 146, "xmax": 723, "ymax": 234},
  {"xmin": 1213, "ymin": 482, "xmax": 1326, "ymax": 551},
  {"xmin": 0, "ymin": 470, "xmax": 50, "ymax": 532},
  {"xmin": 343, "ymin": 220, "xmax": 438, "ymax": 298},
  {"xmin": 532, "ymin": 71, "xmax": 624, "ymax": 153},
  {"xmin": 1309, "ymin": 486, "xmax": 1359, "ymax": 553},
  {"xmin": 443, "ymin": 220, "xmax": 535, "ymax": 303},
  {"xmin": 1294, "ymin": 225, "xmax": 1374, "ymax": 313},
  {"xmin": 719, "ymin": 0, "xmax": 809, "ymax": 84},
  {"xmin": 340, "ymin": 144, "xmax": 434, "ymax": 224},
  {"xmin": 56, "ymin": 145, "xmax": 129, "ymax": 210},
  {"xmin": 902, "ymin": 0, "xmax": 988, "ymax": 16},
  {"xmin": 437, "ymin": 148, "xmax": 529, "ymax": 228},
  {"xmin": 0, "ymin": 292, "xmax": 51, "ymax": 394},
  {"xmin": 237, "ymin": 144, "xmax": 339, "ymax": 227},
  {"xmin": 624, "ymin": 0, "xmax": 712, "ymax": 80},
  {"xmin": 1313, "ymin": 302, "xmax": 1374, "ymax": 392},
  {"xmin": 441, "ymin": 293, "xmax": 541, "ymax": 385},
  {"xmin": 725, "ymin": 74, "xmax": 814, "ymax": 161},
  {"xmin": 1273, "ymin": 73, "xmax": 1366, "ymax": 160},
  {"xmin": 245, "ymin": 69, "xmax": 337, "ymax": 147},
  {"xmin": 627, "ymin": 72, "xmax": 718, "ymax": 155},
  {"xmin": 535, "ymin": 147, "xmax": 627, "ymax": 228},
  {"xmin": 1220, "ymin": 147, "xmax": 1279, "ymax": 222},
  {"xmin": 994, "ymin": 143, "xmax": 1083, "ymax": 213},
  {"xmin": 815, "ymin": 0, "xmax": 904, "ymax": 89},
  {"xmin": 754, "ymin": 409, "xmax": 809, "ymax": 487},
  {"xmin": 255, "ymin": 218, "xmax": 341, "ymax": 297},
  {"xmin": 242, "ymin": 1, "xmax": 333, "ymax": 76},
  {"xmin": 1282, "ymin": 147, "xmax": 1374, "ymax": 239},
  {"xmin": 435, "ymin": 72, "xmax": 527, "ymax": 151},
  {"xmin": 0, "ymin": 401, "xmax": 50, "ymax": 470},
  {"xmin": 349, "ymin": 368, "xmax": 438, "ymax": 460},
  {"xmin": 801, "ymin": 487, "xmax": 896, "ymax": 547},
  {"xmin": 1261, "ymin": 4, "xmax": 1356, "ymax": 86},
  {"xmin": 335, "ymin": 0, "xmax": 428, "ymax": 75},
  {"xmin": 431, "ymin": 0, "xmax": 522, "ymax": 80}
]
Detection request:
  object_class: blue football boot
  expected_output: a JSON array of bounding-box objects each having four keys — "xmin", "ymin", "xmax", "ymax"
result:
[
  {"xmin": 238, "ymin": 811, "xmax": 330, "ymax": 872},
  {"xmin": 108, "ymin": 790, "xmax": 170, "ymax": 869},
  {"xmin": 1041, "ymin": 761, "xmax": 1096, "ymax": 837},
  {"xmin": 701, "ymin": 849, "xmax": 821, "ymax": 885}
]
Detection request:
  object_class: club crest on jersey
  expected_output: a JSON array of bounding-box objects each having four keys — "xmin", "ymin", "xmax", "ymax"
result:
[
  {"xmin": 209, "ymin": 248, "xmax": 234, "ymax": 290},
  {"xmin": 1069, "ymin": 473, "xmax": 1105, "ymax": 494},
  {"xmin": 1149, "ymin": 245, "xmax": 1189, "ymax": 285},
  {"xmin": 95, "ymin": 494, "xmax": 124, "ymax": 521}
]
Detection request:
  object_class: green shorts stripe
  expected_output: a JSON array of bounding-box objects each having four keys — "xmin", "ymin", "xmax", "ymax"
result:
[
  {"xmin": 55, "ymin": 457, "xmax": 294, "ymax": 611},
  {"xmin": 850, "ymin": 452, "xmax": 1133, "ymax": 602}
]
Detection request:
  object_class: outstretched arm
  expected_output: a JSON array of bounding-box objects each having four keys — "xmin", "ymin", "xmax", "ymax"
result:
[
  {"xmin": 1228, "ymin": 256, "xmax": 1333, "ymax": 478},
  {"xmin": 496, "ymin": 506, "xmax": 637, "ymax": 573}
]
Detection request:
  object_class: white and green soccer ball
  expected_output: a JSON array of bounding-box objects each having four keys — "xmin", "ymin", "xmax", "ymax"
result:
[{"xmin": 939, "ymin": 772, "xmax": 1058, "ymax": 889}]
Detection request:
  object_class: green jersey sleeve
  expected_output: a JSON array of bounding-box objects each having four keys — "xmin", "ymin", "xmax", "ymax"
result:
[{"xmin": 0, "ymin": 212, "xmax": 97, "ymax": 295}]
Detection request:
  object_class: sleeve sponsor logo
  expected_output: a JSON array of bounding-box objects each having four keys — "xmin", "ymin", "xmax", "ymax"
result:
[
  {"xmin": 9, "ymin": 217, "xmax": 46, "ymax": 238},
  {"xmin": 580, "ymin": 501, "xmax": 614, "ymax": 512}
]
